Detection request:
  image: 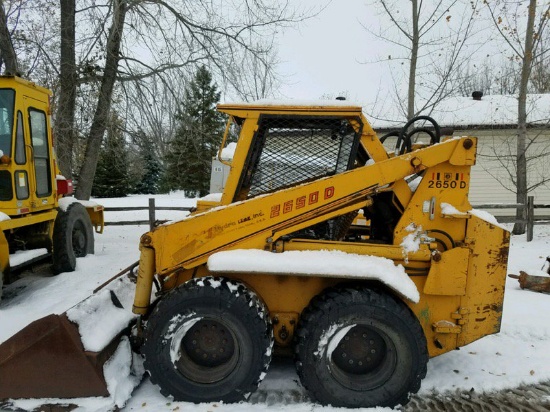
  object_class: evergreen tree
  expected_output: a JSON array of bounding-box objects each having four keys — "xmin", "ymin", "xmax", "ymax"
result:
[
  {"xmin": 91, "ymin": 114, "xmax": 130, "ymax": 198},
  {"xmin": 134, "ymin": 148, "xmax": 162, "ymax": 194},
  {"xmin": 163, "ymin": 66, "xmax": 225, "ymax": 196}
]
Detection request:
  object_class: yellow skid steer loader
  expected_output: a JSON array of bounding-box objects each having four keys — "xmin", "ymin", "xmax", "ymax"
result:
[{"xmin": 0, "ymin": 100, "xmax": 509, "ymax": 408}]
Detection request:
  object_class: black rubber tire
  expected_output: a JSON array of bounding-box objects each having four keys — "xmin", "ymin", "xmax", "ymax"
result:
[
  {"xmin": 295, "ymin": 286, "xmax": 428, "ymax": 408},
  {"xmin": 52, "ymin": 202, "xmax": 94, "ymax": 274},
  {"xmin": 142, "ymin": 276, "xmax": 273, "ymax": 403}
]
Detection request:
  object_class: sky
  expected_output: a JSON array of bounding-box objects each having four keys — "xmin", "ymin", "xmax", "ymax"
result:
[
  {"xmin": 272, "ymin": 0, "xmax": 508, "ymax": 116},
  {"xmin": 277, "ymin": 1, "xmax": 382, "ymax": 104}
]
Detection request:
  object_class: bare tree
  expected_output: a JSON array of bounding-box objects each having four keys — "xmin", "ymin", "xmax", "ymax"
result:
[
  {"xmin": 530, "ymin": 29, "xmax": 550, "ymax": 92},
  {"xmin": 55, "ymin": 0, "xmax": 77, "ymax": 178},
  {"xmin": 120, "ymin": 71, "xmax": 186, "ymax": 161},
  {"xmin": 69, "ymin": 0, "xmax": 305, "ymax": 199},
  {"xmin": 75, "ymin": 0, "xmax": 126, "ymax": 199},
  {"xmin": 456, "ymin": 57, "xmax": 522, "ymax": 96},
  {"xmin": 2, "ymin": 0, "xmax": 306, "ymax": 198},
  {"xmin": 456, "ymin": 57, "xmax": 495, "ymax": 96},
  {"xmin": 485, "ymin": 0, "xmax": 550, "ymax": 233},
  {"xmin": 223, "ymin": 45, "xmax": 283, "ymax": 101},
  {"xmin": 0, "ymin": 0, "xmax": 18, "ymax": 74},
  {"xmin": 496, "ymin": 59, "xmax": 522, "ymax": 95},
  {"xmin": 1, "ymin": 1, "xmax": 59, "ymax": 85},
  {"xmin": 365, "ymin": 0, "xmax": 483, "ymax": 121}
]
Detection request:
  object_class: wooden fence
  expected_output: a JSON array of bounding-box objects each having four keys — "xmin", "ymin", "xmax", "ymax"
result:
[
  {"xmin": 476, "ymin": 196, "xmax": 550, "ymax": 242},
  {"xmin": 104, "ymin": 196, "xmax": 550, "ymax": 242},
  {"xmin": 104, "ymin": 198, "xmax": 193, "ymax": 229}
]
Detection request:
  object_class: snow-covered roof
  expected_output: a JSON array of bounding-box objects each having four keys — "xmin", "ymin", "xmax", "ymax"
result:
[
  {"xmin": 368, "ymin": 94, "xmax": 550, "ymax": 129},
  {"xmin": 219, "ymin": 99, "xmax": 362, "ymax": 108}
]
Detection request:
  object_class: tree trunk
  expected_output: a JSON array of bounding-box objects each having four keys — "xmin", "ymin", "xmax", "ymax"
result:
[
  {"xmin": 55, "ymin": 0, "xmax": 77, "ymax": 178},
  {"xmin": 513, "ymin": 0, "xmax": 536, "ymax": 235},
  {"xmin": 0, "ymin": 0, "xmax": 18, "ymax": 74},
  {"xmin": 75, "ymin": 0, "xmax": 127, "ymax": 200},
  {"xmin": 407, "ymin": 0, "xmax": 419, "ymax": 121}
]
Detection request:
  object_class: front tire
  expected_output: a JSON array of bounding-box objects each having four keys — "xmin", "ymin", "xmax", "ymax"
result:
[
  {"xmin": 295, "ymin": 286, "xmax": 428, "ymax": 408},
  {"xmin": 52, "ymin": 202, "xmax": 94, "ymax": 274},
  {"xmin": 142, "ymin": 277, "xmax": 273, "ymax": 403}
]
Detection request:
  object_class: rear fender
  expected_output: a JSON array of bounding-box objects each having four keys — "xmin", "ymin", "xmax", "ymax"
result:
[{"xmin": 85, "ymin": 204, "xmax": 104, "ymax": 234}]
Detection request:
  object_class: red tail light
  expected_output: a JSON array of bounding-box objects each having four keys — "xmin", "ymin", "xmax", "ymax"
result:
[{"xmin": 56, "ymin": 177, "xmax": 74, "ymax": 195}]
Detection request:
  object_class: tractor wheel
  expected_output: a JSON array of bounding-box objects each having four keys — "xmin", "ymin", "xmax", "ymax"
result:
[
  {"xmin": 52, "ymin": 203, "xmax": 94, "ymax": 274},
  {"xmin": 142, "ymin": 277, "xmax": 273, "ymax": 403},
  {"xmin": 295, "ymin": 286, "xmax": 428, "ymax": 408}
]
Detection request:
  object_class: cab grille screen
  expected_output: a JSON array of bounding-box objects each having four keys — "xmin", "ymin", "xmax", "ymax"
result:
[{"xmin": 243, "ymin": 116, "xmax": 360, "ymax": 198}]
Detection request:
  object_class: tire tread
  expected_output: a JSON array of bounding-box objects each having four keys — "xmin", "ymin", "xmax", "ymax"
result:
[
  {"xmin": 143, "ymin": 276, "xmax": 273, "ymax": 403},
  {"xmin": 295, "ymin": 286, "xmax": 428, "ymax": 408},
  {"xmin": 52, "ymin": 203, "xmax": 94, "ymax": 274}
]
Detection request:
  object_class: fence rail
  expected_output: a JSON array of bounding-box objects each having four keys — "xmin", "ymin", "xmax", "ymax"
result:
[
  {"xmin": 471, "ymin": 196, "xmax": 550, "ymax": 241},
  {"xmin": 104, "ymin": 198, "xmax": 193, "ymax": 229},
  {"xmin": 103, "ymin": 196, "xmax": 549, "ymax": 241}
]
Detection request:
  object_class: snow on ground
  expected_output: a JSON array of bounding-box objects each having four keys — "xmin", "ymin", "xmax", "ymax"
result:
[{"xmin": 1, "ymin": 193, "xmax": 550, "ymax": 411}]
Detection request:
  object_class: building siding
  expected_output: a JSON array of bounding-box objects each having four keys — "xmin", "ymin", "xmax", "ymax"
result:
[{"xmin": 457, "ymin": 127, "xmax": 550, "ymax": 216}]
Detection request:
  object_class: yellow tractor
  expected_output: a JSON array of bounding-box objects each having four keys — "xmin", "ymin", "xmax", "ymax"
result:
[
  {"xmin": 0, "ymin": 76, "xmax": 103, "ymax": 300},
  {"xmin": 0, "ymin": 101, "xmax": 509, "ymax": 408}
]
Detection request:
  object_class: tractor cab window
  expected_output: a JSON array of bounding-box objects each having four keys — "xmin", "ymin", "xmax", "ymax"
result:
[
  {"xmin": 15, "ymin": 111, "xmax": 26, "ymax": 164},
  {"xmin": 29, "ymin": 109, "xmax": 51, "ymax": 197},
  {"xmin": 237, "ymin": 115, "xmax": 362, "ymax": 199},
  {"xmin": 0, "ymin": 89, "xmax": 15, "ymax": 157}
]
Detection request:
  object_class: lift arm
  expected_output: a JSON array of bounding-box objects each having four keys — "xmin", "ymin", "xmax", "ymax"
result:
[{"xmin": 133, "ymin": 136, "xmax": 476, "ymax": 314}]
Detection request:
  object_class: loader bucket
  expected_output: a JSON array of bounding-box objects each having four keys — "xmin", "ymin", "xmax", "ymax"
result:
[
  {"xmin": 0, "ymin": 262, "xmax": 140, "ymax": 401},
  {"xmin": 0, "ymin": 314, "xmax": 115, "ymax": 399}
]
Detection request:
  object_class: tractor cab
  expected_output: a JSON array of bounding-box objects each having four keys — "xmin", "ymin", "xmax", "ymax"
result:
[
  {"xmin": 0, "ymin": 76, "xmax": 59, "ymax": 217},
  {"xmin": 0, "ymin": 76, "xmax": 103, "ymax": 287}
]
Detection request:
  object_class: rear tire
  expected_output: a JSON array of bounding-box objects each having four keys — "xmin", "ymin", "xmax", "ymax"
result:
[
  {"xmin": 142, "ymin": 276, "xmax": 273, "ymax": 403},
  {"xmin": 295, "ymin": 286, "xmax": 428, "ymax": 408},
  {"xmin": 52, "ymin": 203, "xmax": 94, "ymax": 274}
]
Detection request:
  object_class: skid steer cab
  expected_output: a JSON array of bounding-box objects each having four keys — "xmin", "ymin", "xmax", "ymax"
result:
[
  {"xmin": 0, "ymin": 101, "xmax": 508, "ymax": 410},
  {"xmin": 0, "ymin": 76, "xmax": 103, "ymax": 300}
]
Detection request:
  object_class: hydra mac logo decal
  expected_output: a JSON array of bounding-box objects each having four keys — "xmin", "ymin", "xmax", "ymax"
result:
[{"xmin": 270, "ymin": 186, "xmax": 335, "ymax": 218}]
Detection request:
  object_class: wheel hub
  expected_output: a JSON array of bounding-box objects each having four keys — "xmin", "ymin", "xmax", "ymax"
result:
[
  {"xmin": 72, "ymin": 225, "xmax": 86, "ymax": 256},
  {"xmin": 181, "ymin": 320, "xmax": 235, "ymax": 367},
  {"xmin": 332, "ymin": 325, "xmax": 386, "ymax": 374}
]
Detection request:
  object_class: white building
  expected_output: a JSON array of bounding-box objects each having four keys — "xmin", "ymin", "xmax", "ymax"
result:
[{"xmin": 370, "ymin": 94, "xmax": 550, "ymax": 216}]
